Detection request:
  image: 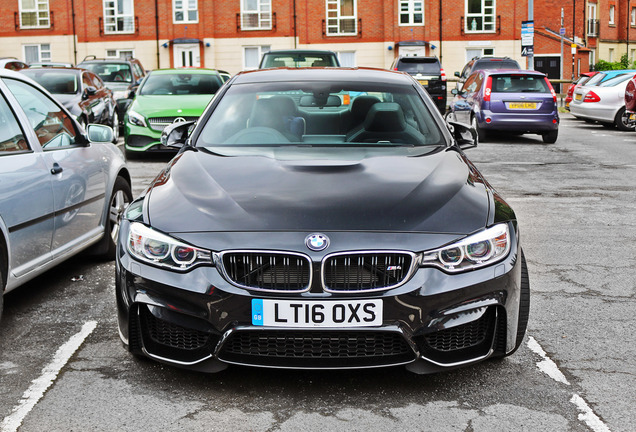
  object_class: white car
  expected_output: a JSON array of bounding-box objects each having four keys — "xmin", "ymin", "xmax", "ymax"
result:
[
  {"xmin": 0, "ymin": 69, "xmax": 132, "ymax": 321},
  {"xmin": 569, "ymin": 72, "xmax": 636, "ymax": 130}
]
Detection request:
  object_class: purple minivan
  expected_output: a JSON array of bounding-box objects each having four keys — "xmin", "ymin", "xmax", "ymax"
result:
[{"xmin": 448, "ymin": 69, "xmax": 559, "ymax": 143}]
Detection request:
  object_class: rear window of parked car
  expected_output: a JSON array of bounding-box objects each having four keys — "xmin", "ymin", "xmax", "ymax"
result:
[
  {"xmin": 491, "ymin": 75, "xmax": 549, "ymax": 93},
  {"xmin": 395, "ymin": 58, "xmax": 441, "ymax": 74},
  {"xmin": 140, "ymin": 73, "xmax": 222, "ymax": 96}
]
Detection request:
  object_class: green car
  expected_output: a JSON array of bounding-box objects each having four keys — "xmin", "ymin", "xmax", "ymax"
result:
[{"xmin": 124, "ymin": 68, "xmax": 224, "ymax": 155}]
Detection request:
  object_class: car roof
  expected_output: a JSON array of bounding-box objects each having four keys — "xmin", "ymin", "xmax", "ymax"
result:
[
  {"xmin": 232, "ymin": 67, "xmax": 413, "ymax": 85},
  {"xmin": 22, "ymin": 66, "xmax": 84, "ymax": 73},
  {"xmin": 148, "ymin": 68, "xmax": 221, "ymax": 75},
  {"xmin": 264, "ymin": 49, "xmax": 337, "ymax": 55},
  {"xmin": 79, "ymin": 58, "xmax": 138, "ymax": 64},
  {"xmin": 482, "ymin": 69, "xmax": 545, "ymax": 76}
]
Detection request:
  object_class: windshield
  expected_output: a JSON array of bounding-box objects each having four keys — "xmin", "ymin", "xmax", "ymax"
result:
[
  {"xmin": 261, "ymin": 53, "xmax": 338, "ymax": 68},
  {"xmin": 585, "ymin": 73, "xmax": 606, "ymax": 86},
  {"xmin": 21, "ymin": 70, "xmax": 78, "ymax": 95},
  {"xmin": 196, "ymin": 80, "xmax": 444, "ymax": 154},
  {"xmin": 80, "ymin": 63, "xmax": 133, "ymax": 83},
  {"xmin": 474, "ymin": 60, "xmax": 520, "ymax": 71},
  {"xmin": 491, "ymin": 74, "xmax": 550, "ymax": 93},
  {"xmin": 397, "ymin": 58, "xmax": 441, "ymax": 74},
  {"xmin": 139, "ymin": 73, "xmax": 221, "ymax": 95}
]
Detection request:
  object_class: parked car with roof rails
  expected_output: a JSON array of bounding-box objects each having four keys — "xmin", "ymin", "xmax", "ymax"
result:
[
  {"xmin": 77, "ymin": 56, "xmax": 147, "ymax": 129},
  {"xmin": 565, "ymin": 72, "xmax": 597, "ymax": 110},
  {"xmin": 116, "ymin": 67, "xmax": 529, "ymax": 375},
  {"xmin": 125, "ymin": 68, "xmax": 223, "ymax": 156},
  {"xmin": 448, "ymin": 69, "xmax": 559, "ymax": 143},
  {"xmin": 455, "ymin": 56, "xmax": 521, "ymax": 87},
  {"xmin": 29, "ymin": 61, "xmax": 74, "ymax": 68},
  {"xmin": 391, "ymin": 56, "xmax": 446, "ymax": 113},
  {"xmin": 21, "ymin": 66, "xmax": 120, "ymax": 142},
  {"xmin": 0, "ymin": 68, "xmax": 131, "ymax": 322},
  {"xmin": 259, "ymin": 49, "xmax": 340, "ymax": 68},
  {"xmin": 569, "ymin": 71, "xmax": 636, "ymax": 131}
]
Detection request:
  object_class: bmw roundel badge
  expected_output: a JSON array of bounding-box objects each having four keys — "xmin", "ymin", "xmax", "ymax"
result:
[{"xmin": 305, "ymin": 233, "xmax": 330, "ymax": 251}]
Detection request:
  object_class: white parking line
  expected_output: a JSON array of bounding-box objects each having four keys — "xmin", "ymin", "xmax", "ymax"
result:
[
  {"xmin": 0, "ymin": 321, "xmax": 97, "ymax": 432},
  {"xmin": 527, "ymin": 336, "xmax": 611, "ymax": 432}
]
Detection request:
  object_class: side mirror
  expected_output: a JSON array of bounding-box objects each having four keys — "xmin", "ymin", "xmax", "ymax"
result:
[
  {"xmin": 86, "ymin": 123, "xmax": 114, "ymax": 143},
  {"xmin": 83, "ymin": 86, "xmax": 97, "ymax": 99},
  {"xmin": 447, "ymin": 121, "xmax": 477, "ymax": 150},
  {"xmin": 451, "ymin": 88, "xmax": 459, "ymax": 95},
  {"xmin": 161, "ymin": 120, "xmax": 196, "ymax": 148},
  {"xmin": 454, "ymin": 71, "xmax": 461, "ymax": 77}
]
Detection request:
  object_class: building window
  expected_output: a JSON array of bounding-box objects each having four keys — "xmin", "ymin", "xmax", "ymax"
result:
[
  {"xmin": 326, "ymin": 0, "xmax": 357, "ymax": 36},
  {"xmin": 244, "ymin": 45, "xmax": 270, "ymax": 69},
  {"xmin": 106, "ymin": 49, "xmax": 134, "ymax": 59},
  {"xmin": 20, "ymin": 0, "xmax": 50, "ymax": 28},
  {"xmin": 23, "ymin": 44, "xmax": 51, "ymax": 63},
  {"xmin": 174, "ymin": 0, "xmax": 198, "ymax": 23},
  {"xmin": 241, "ymin": 0, "xmax": 272, "ymax": 30},
  {"xmin": 631, "ymin": 7, "xmax": 636, "ymax": 26},
  {"xmin": 103, "ymin": 0, "xmax": 135, "ymax": 34},
  {"xmin": 337, "ymin": 51, "xmax": 356, "ymax": 67},
  {"xmin": 465, "ymin": 0, "xmax": 495, "ymax": 33},
  {"xmin": 609, "ymin": 5, "xmax": 615, "ymax": 25},
  {"xmin": 399, "ymin": 0, "xmax": 423, "ymax": 26},
  {"xmin": 609, "ymin": 48, "xmax": 614, "ymax": 62},
  {"xmin": 466, "ymin": 47, "xmax": 494, "ymax": 63}
]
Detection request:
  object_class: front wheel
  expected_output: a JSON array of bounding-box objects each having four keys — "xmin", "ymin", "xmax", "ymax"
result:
[
  {"xmin": 542, "ymin": 130, "xmax": 558, "ymax": 144},
  {"xmin": 95, "ymin": 177, "xmax": 132, "ymax": 260},
  {"xmin": 615, "ymin": 107, "xmax": 634, "ymax": 131},
  {"xmin": 504, "ymin": 251, "xmax": 530, "ymax": 357}
]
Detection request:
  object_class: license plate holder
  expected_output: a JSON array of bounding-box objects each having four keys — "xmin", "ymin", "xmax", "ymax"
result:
[
  {"xmin": 508, "ymin": 102, "xmax": 538, "ymax": 109},
  {"xmin": 418, "ymin": 80, "xmax": 429, "ymax": 86},
  {"xmin": 252, "ymin": 299, "xmax": 383, "ymax": 328},
  {"xmin": 575, "ymin": 94, "xmax": 582, "ymax": 101}
]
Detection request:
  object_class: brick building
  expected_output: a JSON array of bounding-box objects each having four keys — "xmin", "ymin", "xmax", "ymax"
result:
[{"xmin": 2, "ymin": 0, "xmax": 630, "ymax": 81}]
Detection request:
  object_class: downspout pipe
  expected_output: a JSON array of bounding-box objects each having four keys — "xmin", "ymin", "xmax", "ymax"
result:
[
  {"xmin": 71, "ymin": 0, "xmax": 77, "ymax": 65},
  {"xmin": 155, "ymin": 0, "xmax": 160, "ymax": 69}
]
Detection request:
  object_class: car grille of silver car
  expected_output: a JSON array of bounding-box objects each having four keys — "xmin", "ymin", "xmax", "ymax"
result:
[
  {"xmin": 221, "ymin": 251, "xmax": 313, "ymax": 292},
  {"xmin": 148, "ymin": 116, "xmax": 199, "ymax": 131},
  {"xmin": 322, "ymin": 252, "xmax": 415, "ymax": 292}
]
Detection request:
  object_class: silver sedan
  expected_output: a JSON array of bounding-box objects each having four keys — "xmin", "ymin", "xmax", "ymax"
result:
[
  {"xmin": 0, "ymin": 69, "xmax": 132, "ymax": 321},
  {"xmin": 569, "ymin": 72, "xmax": 636, "ymax": 130}
]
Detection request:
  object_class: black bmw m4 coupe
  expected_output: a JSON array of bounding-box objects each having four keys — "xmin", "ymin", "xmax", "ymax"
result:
[{"xmin": 115, "ymin": 67, "xmax": 529, "ymax": 374}]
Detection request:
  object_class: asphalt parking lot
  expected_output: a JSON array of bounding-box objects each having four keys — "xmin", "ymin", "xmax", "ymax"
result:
[{"xmin": 0, "ymin": 113, "xmax": 634, "ymax": 431}]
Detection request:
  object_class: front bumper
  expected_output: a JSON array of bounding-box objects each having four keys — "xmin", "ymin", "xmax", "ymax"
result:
[
  {"xmin": 124, "ymin": 123, "xmax": 173, "ymax": 153},
  {"xmin": 116, "ymin": 223, "xmax": 523, "ymax": 374}
]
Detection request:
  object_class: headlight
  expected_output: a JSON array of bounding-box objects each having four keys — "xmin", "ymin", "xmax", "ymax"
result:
[
  {"xmin": 127, "ymin": 222, "xmax": 212, "ymax": 271},
  {"xmin": 422, "ymin": 224, "xmax": 510, "ymax": 273},
  {"xmin": 127, "ymin": 110, "xmax": 147, "ymax": 127}
]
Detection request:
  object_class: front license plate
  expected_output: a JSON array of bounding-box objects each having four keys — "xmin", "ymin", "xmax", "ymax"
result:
[
  {"xmin": 418, "ymin": 80, "xmax": 429, "ymax": 86},
  {"xmin": 252, "ymin": 299, "xmax": 383, "ymax": 328},
  {"xmin": 575, "ymin": 94, "xmax": 582, "ymax": 101},
  {"xmin": 508, "ymin": 102, "xmax": 537, "ymax": 109}
]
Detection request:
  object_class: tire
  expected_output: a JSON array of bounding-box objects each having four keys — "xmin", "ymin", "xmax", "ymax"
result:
[
  {"xmin": 615, "ymin": 107, "xmax": 634, "ymax": 131},
  {"xmin": 542, "ymin": 130, "xmax": 558, "ymax": 144},
  {"xmin": 0, "ymin": 270, "xmax": 4, "ymax": 323},
  {"xmin": 111, "ymin": 111, "xmax": 120, "ymax": 143},
  {"xmin": 471, "ymin": 115, "xmax": 488, "ymax": 143},
  {"xmin": 95, "ymin": 177, "xmax": 132, "ymax": 260},
  {"xmin": 506, "ymin": 251, "xmax": 530, "ymax": 356}
]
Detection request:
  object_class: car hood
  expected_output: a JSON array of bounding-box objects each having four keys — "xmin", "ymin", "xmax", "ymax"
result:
[
  {"xmin": 131, "ymin": 95, "xmax": 214, "ymax": 117},
  {"xmin": 145, "ymin": 148, "xmax": 492, "ymax": 234}
]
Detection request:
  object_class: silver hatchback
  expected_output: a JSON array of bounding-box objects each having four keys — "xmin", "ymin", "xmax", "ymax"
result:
[{"xmin": 0, "ymin": 69, "xmax": 132, "ymax": 321}]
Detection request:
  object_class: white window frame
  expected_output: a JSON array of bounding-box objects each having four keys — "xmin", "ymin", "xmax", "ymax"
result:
[
  {"xmin": 465, "ymin": 0, "xmax": 496, "ymax": 33},
  {"xmin": 336, "ymin": 51, "xmax": 356, "ymax": 67},
  {"xmin": 399, "ymin": 0, "xmax": 424, "ymax": 26},
  {"xmin": 20, "ymin": 0, "xmax": 50, "ymax": 29},
  {"xmin": 326, "ymin": 0, "xmax": 357, "ymax": 36},
  {"xmin": 588, "ymin": 3, "xmax": 598, "ymax": 36},
  {"xmin": 609, "ymin": 5, "xmax": 615, "ymax": 25},
  {"xmin": 103, "ymin": 0, "xmax": 135, "ymax": 34},
  {"xmin": 243, "ymin": 45, "xmax": 270, "ymax": 70},
  {"xmin": 106, "ymin": 49, "xmax": 134, "ymax": 59},
  {"xmin": 173, "ymin": 0, "xmax": 198, "ymax": 23},
  {"xmin": 631, "ymin": 7, "xmax": 636, "ymax": 26},
  {"xmin": 240, "ymin": 0, "xmax": 272, "ymax": 31},
  {"xmin": 23, "ymin": 43, "xmax": 51, "ymax": 63}
]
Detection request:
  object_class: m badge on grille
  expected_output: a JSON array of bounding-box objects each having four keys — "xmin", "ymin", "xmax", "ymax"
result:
[{"xmin": 305, "ymin": 233, "xmax": 330, "ymax": 251}]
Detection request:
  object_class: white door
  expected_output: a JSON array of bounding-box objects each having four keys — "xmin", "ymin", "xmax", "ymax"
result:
[{"xmin": 174, "ymin": 44, "xmax": 200, "ymax": 68}]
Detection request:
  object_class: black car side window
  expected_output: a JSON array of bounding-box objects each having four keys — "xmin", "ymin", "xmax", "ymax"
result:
[
  {"xmin": 0, "ymin": 92, "xmax": 29, "ymax": 153},
  {"xmin": 3, "ymin": 78, "xmax": 79, "ymax": 150}
]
